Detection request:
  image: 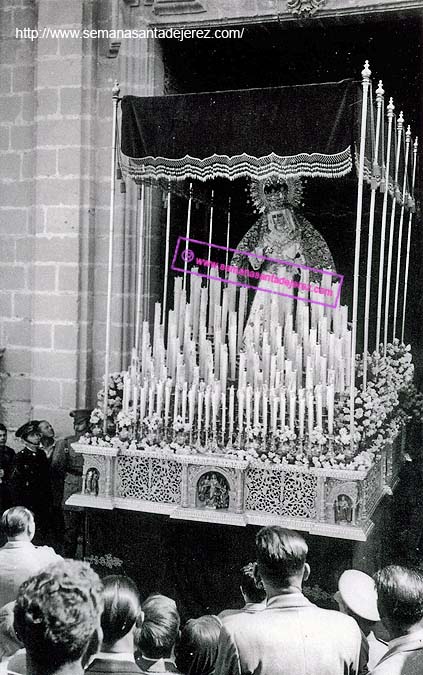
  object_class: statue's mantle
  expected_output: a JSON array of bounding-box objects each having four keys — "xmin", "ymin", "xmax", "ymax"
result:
[{"xmin": 68, "ymin": 435, "xmax": 403, "ymax": 541}]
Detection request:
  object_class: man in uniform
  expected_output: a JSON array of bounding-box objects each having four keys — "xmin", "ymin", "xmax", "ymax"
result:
[
  {"xmin": 10, "ymin": 421, "xmax": 52, "ymax": 545},
  {"xmin": 50, "ymin": 409, "xmax": 91, "ymax": 557}
]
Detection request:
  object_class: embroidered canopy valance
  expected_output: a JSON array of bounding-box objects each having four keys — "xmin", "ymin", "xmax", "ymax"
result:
[{"xmin": 120, "ymin": 79, "xmax": 360, "ymax": 182}]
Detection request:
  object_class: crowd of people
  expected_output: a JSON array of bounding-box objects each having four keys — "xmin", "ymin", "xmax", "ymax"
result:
[
  {"xmin": 0, "ymin": 509, "xmax": 422, "ymax": 675},
  {"xmin": 0, "ymin": 409, "xmax": 91, "ymax": 555}
]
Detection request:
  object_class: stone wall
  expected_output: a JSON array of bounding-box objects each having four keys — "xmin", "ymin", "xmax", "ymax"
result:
[{"xmin": 0, "ymin": 0, "xmax": 166, "ymax": 437}]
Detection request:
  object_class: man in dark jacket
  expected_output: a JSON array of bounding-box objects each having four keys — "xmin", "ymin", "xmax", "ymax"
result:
[
  {"xmin": 50, "ymin": 409, "xmax": 91, "ymax": 556},
  {"xmin": 10, "ymin": 421, "xmax": 52, "ymax": 545}
]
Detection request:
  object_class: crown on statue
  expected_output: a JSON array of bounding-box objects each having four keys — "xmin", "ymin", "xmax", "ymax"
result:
[{"xmin": 248, "ymin": 176, "xmax": 304, "ymax": 214}]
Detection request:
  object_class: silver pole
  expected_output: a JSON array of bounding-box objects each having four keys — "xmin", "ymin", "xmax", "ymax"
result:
[
  {"xmin": 350, "ymin": 61, "xmax": 371, "ymax": 442},
  {"xmin": 392, "ymin": 125, "xmax": 411, "ymax": 340},
  {"xmin": 363, "ymin": 80, "xmax": 384, "ymax": 390},
  {"xmin": 162, "ymin": 182, "xmax": 172, "ymax": 324},
  {"xmin": 134, "ymin": 181, "xmax": 145, "ymax": 353},
  {"xmin": 375, "ymin": 98, "xmax": 395, "ymax": 352},
  {"xmin": 383, "ymin": 111, "xmax": 404, "ymax": 356},
  {"xmin": 401, "ymin": 137, "xmax": 418, "ymax": 343},
  {"xmin": 183, "ymin": 182, "xmax": 193, "ymax": 291},
  {"xmin": 103, "ymin": 81, "xmax": 120, "ymax": 434}
]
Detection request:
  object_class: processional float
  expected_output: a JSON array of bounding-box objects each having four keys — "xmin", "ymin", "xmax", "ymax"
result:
[{"xmin": 69, "ymin": 63, "xmax": 419, "ymax": 540}]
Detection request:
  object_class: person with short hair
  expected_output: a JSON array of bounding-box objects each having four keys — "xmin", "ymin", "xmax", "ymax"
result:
[
  {"xmin": 13, "ymin": 559, "xmax": 104, "ymax": 675},
  {"xmin": 0, "ymin": 507, "xmax": 61, "ymax": 608},
  {"xmin": 214, "ymin": 526, "xmax": 363, "ymax": 675},
  {"xmin": 371, "ymin": 565, "xmax": 423, "ymax": 674},
  {"xmin": 9, "ymin": 422, "xmax": 52, "ymax": 544},
  {"xmin": 86, "ymin": 575, "xmax": 142, "ymax": 675},
  {"xmin": 219, "ymin": 563, "xmax": 266, "ymax": 620},
  {"xmin": 37, "ymin": 420, "xmax": 55, "ymax": 457},
  {"xmin": 334, "ymin": 569, "xmax": 388, "ymax": 671},
  {"xmin": 135, "ymin": 595, "xmax": 181, "ymax": 674},
  {"xmin": 175, "ymin": 616, "xmax": 221, "ymax": 675},
  {"xmin": 50, "ymin": 409, "xmax": 92, "ymax": 556}
]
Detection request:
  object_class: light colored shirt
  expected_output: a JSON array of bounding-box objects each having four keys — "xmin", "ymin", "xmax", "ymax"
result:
[
  {"xmin": 0, "ymin": 541, "xmax": 61, "ymax": 607},
  {"xmin": 90, "ymin": 653, "xmax": 135, "ymax": 664},
  {"xmin": 371, "ymin": 629, "xmax": 423, "ymax": 675}
]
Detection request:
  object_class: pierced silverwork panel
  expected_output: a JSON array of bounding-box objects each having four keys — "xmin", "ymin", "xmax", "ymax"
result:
[
  {"xmin": 117, "ymin": 456, "xmax": 149, "ymax": 500},
  {"xmin": 245, "ymin": 467, "xmax": 283, "ymax": 514},
  {"xmin": 280, "ymin": 472, "xmax": 318, "ymax": 519},
  {"xmin": 150, "ymin": 458, "xmax": 182, "ymax": 503}
]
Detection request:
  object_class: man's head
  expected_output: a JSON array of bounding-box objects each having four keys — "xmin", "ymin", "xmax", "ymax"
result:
[
  {"xmin": 14, "ymin": 560, "xmax": 103, "ymax": 673},
  {"xmin": 0, "ymin": 423, "xmax": 7, "ymax": 447},
  {"xmin": 2, "ymin": 507, "xmax": 35, "ymax": 542},
  {"xmin": 70, "ymin": 409, "xmax": 92, "ymax": 437},
  {"xmin": 240, "ymin": 563, "xmax": 266, "ymax": 604},
  {"xmin": 38, "ymin": 420, "xmax": 55, "ymax": 439},
  {"xmin": 374, "ymin": 565, "xmax": 423, "ymax": 639},
  {"xmin": 255, "ymin": 526, "xmax": 309, "ymax": 593},
  {"xmin": 137, "ymin": 594, "xmax": 180, "ymax": 660}
]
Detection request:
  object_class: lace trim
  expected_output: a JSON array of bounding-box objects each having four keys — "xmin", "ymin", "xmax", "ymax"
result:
[{"xmin": 120, "ymin": 147, "xmax": 353, "ymax": 183}]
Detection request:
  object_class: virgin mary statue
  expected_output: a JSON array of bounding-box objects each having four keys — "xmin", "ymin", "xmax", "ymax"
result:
[{"xmin": 230, "ymin": 177, "xmax": 335, "ymax": 325}]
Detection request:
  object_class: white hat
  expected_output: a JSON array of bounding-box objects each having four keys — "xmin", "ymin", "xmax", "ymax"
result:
[{"xmin": 338, "ymin": 570, "xmax": 380, "ymax": 622}]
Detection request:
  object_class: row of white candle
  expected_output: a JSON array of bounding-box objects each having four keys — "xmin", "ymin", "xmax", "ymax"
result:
[{"xmin": 122, "ymin": 376, "xmax": 335, "ymax": 438}]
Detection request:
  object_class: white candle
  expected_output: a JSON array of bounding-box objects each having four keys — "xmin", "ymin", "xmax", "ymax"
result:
[
  {"xmin": 289, "ymin": 392, "xmax": 296, "ymax": 432},
  {"xmin": 327, "ymin": 383, "xmax": 334, "ymax": 434},
  {"xmin": 272, "ymin": 395, "xmax": 278, "ymax": 432},
  {"xmin": 133, "ymin": 384, "xmax": 139, "ymax": 421},
  {"xmin": 188, "ymin": 387, "xmax": 195, "ymax": 427},
  {"xmin": 140, "ymin": 385, "xmax": 147, "ymax": 423},
  {"xmin": 221, "ymin": 391, "xmax": 226, "ymax": 442},
  {"xmin": 156, "ymin": 380, "xmax": 163, "ymax": 417},
  {"xmin": 254, "ymin": 388, "xmax": 260, "ymax": 427},
  {"xmin": 205, "ymin": 386, "xmax": 211, "ymax": 432},
  {"xmin": 164, "ymin": 381, "xmax": 171, "ymax": 427},
  {"xmin": 262, "ymin": 389, "xmax": 268, "ymax": 435},
  {"xmin": 181, "ymin": 382, "xmax": 187, "ymax": 423},
  {"xmin": 221, "ymin": 288, "xmax": 228, "ymax": 339},
  {"xmin": 307, "ymin": 390, "xmax": 314, "ymax": 438},
  {"xmin": 173, "ymin": 385, "xmax": 179, "ymax": 425},
  {"xmin": 197, "ymin": 389, "xmax": 203, "ymax": 433},
  {"xmin": 315, "ymin": 384, "xmax": 323, "ymax": 428},
  {"xmin": 229, "ymin": 312, "xmax": 237, "ymax": 380},
  {"xmin": 246, "ymin": 385, "xmax": 252, "ymax": 428},
  {"xmin": 229, "ymin": 386, "xmax": 235, "ymax": 436},
  {"xmin": 280, "ymin": 388, "xmax": 286, "ymax": 428},
  {"xmin": 238, "ymin": 388, "xmax": 244, "ymax": 435},
  {"xmin": 237, "ymin": 286, "xmax": 247, "ymax": 350},
  {"xmin": 298, "ymin": 391, "xmax": 305, "ymax": 439},
  {"xmin": 148, "ymin": 384, "xmax": 154, "ymax": 418}
]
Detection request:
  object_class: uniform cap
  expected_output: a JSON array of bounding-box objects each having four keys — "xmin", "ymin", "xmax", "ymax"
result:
[
  {"xmin": 15, "ymin": 421, "xmax": 41, "ymax": 441},
  {"xmin": 338, "ymin": 570, "xmax": 380, "ymax": 622},
  {"xmin": 69, "ymin": 409, "xmax": 92, "ymax": 424}
]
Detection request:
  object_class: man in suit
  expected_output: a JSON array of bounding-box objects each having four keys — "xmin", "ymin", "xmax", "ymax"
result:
[
  {"xmin": 371, "ymin": 565, "xmax": 423, "ymax": 674},
  {"xmin": 214, "ymin": 526, "xmax": 363, "ymax": 675},
  {"xmin": 13, "ymin": 559, "xmax": 103, "ymax": 675},
  {"xmin": 50, "ymin": 409, "xmax": 91, "ymax": 556},
  {"xmin": 219, "ymin": 562, "xmax": 266, "ymax": 620},
  {"xmin": 0, "ymin": 507, "xmax": 61, "ymax": 608}
]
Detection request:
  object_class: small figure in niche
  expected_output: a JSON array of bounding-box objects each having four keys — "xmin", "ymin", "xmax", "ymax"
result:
[
  {"xmin": 85, "ymin": 468, "xmax": 99, "ymax": 496},
  {"xmin": 334, "ymin": 494, "xmax": 353, "ymax": 524},
  {"xmin": 197, "ymin": 472, "xmax": 229, "ymax": 510}
]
